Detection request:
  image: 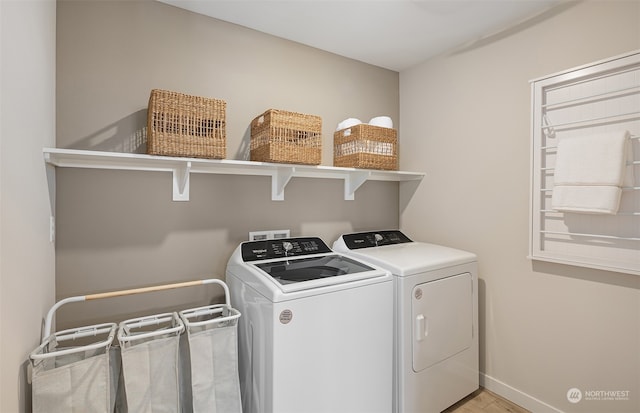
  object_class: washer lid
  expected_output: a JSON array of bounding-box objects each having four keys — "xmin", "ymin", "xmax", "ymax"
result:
[
  {"xmin": 254, "ymin": 254, "xmax": 375, "ymax": 285},
  {"xmin": 333, "ymin": 232, "xmax": 476, "ymax": 276},
  {"xmin": 227, "ymin": 237, "xmax": 391, "ymax": 299}
]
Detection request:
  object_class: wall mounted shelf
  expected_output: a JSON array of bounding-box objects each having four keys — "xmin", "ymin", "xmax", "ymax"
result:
[{"xmin": 43, "ymin": 148, "xmax": 424, "ymax": 202}]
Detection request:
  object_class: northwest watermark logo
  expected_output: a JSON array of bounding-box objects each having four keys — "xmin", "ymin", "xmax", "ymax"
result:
[
  {"xmin": 567, "ymin": 387, "xmax": 630, "ymax": 403},
  {"xmin": 567, "ymin": 388, "xmax": 582, "ymax": 404}
]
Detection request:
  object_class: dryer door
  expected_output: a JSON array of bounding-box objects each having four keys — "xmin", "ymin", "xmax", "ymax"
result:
[{"xmin": 412, "ymin": 272, "xmax": 473, "ymax": 372}]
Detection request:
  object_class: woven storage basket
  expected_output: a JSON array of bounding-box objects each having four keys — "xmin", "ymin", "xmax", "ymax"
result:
[
  {"xmin": 147, "ymin": 89, "xmax": 226, "ymax": 159},
  {"xmin": 250, "ymin": 109, "xmax": 322, "ymax": 165},
  {"xmin": 334, "ymin": 124, "xmax": 398, "ymax": 170}
]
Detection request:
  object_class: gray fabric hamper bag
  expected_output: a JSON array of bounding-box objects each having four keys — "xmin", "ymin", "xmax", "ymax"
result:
[
  {"xmin": 179, "ymin": 304, "xmax": 242, "ymax": 413},
  {"xmin": 29, "ymin": 323, "xmax": 119, "ymax": 413},
  {"xmin": 118, "ymin": 312, "xmax": 184, "ymax": 413}
]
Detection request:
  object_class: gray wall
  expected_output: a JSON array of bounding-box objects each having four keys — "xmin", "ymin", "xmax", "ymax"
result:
[
  {"xmin": 400, "ymin": 1, "xmax": 639, "ymax": 412},
  {"xmin": 1, "ymin": 1, "xmax": 56, "ymax": 411},
  {"xmin": 55, "ymin": 0, "xmax": 400, "ymax": 329}
]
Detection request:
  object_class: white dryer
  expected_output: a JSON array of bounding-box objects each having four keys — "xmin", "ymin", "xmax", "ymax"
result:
[
  {"xmin": 226, "ymin": 237, "xmax": 393, "ymax": 413},
  {"xmin": 333, "ymin": 230, "xmax": 479, "ymax": 413}
]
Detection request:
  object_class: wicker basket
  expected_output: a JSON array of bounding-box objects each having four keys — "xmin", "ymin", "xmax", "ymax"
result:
[
  {"xmin": 250, "ymin": 109, "xmax": 322, "ymax": 165},
  {"xmin": 147, "ymin": 89, "xmax": 226, "ymax": 159},
  {"xmin": 334, "ymin": 124, "xmax": 398, "ymax": 170}
]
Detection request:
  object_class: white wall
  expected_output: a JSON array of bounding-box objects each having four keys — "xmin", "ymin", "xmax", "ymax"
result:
[
  {"xmin": 400, "ymin": 1, "xmax": 639, "ymax": 412},
  {"xmin": 0, "ymin": 0, "xmax": 56, "ymax": 411}
]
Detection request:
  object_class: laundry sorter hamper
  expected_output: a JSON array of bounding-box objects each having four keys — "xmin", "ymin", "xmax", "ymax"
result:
[
  {"xmin": 29, "ymin": 278, "xmax": 241, "ymax": 413},
  {"xmin": 178, "ymin": 282, "xmax": 242, "ymax": 413}
]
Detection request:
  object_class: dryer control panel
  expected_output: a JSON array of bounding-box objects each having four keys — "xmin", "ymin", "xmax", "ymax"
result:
[
  {"xmin": 341, "ymin": 230, "xmax": 413, "ymax": 250},
  {"xmin": 241, "ymin": 237, "xmax": 332, "ymax": 261}
]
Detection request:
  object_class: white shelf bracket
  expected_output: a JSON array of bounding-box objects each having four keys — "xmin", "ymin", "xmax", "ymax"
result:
[
  {"xmin": 172, "ymin": 161, "xmax": 191, "ymax": 201},
  {"xmin": 272, "ymin": 166, "xmax": 295, "ymax": 201},
  {"xmin": 44, "ymin": 153, "xmax": 56, "ymax": 242},
  {"xmin": 344, "ymin": 171, "xmax": 371, "ymax": 200},
  {"xmin": 44, "ymin": 154, "xmax": 56, "ymax": 215}
]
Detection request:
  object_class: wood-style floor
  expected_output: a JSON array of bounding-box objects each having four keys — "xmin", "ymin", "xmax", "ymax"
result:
[{"xmin": 443, "ymin": 388, "xmax": 531, "ymax": 413}]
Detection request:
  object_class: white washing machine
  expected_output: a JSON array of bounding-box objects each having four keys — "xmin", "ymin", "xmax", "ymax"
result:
[
  {"xmin": 226, "ymin": 236, "xmax": 393, "ymax": 413},
  {"xmin": 333, "ymin": 230, "xmax": 479, "ymax": 413}
]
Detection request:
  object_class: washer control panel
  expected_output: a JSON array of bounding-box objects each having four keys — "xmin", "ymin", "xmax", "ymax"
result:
[
  {"xmin": 241, "ymin": 237, "xmax": 332, "ymax": 261},
  {"xmin": 341, "ymin": 230, "xmax": 413, "ymax": 250}
]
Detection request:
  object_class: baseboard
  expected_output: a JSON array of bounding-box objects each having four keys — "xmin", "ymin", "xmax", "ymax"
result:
[{"xmin": 480, "ymin": 373, "xmax": 564, "ymax": 413}]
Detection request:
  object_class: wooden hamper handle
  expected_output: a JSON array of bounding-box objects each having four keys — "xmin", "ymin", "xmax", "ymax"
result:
[{"xmin": 85, "ymin": 280, "xmax": 204, "ymax": 300}]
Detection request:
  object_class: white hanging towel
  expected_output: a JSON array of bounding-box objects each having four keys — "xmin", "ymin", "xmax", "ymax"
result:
[{"xmin": 551, "ymin": 130, "xmax": 630, "ymax": 214}]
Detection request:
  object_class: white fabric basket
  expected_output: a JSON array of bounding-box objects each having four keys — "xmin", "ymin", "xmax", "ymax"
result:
[
  {"xmin": 29, "ymin": 323, "xmax": 119, "ymax": 413},
  {"xmin": 179, "ymin": 304, "xmax": 242, "ymax": 413},
  {"xmin": 118, "ymin": 312, "xmax": 184, "ymax": 413}
]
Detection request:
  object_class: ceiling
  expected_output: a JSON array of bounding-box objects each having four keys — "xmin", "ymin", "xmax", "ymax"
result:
[{"xmin": 157, "ymin": 0, "xmax": 565, "ymax": 71}]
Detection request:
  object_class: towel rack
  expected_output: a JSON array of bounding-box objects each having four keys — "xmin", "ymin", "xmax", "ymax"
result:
[{"xmin": 529, "ymin": 50, "xmax": 640, "ymax": 276}]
